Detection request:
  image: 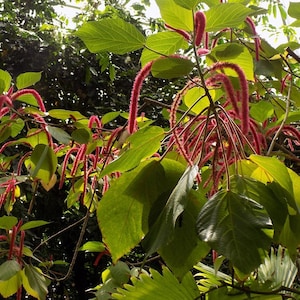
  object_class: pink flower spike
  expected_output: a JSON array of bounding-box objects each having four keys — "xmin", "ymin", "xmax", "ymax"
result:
[
  {"xmin": 197, "ymin": 48, "xmax": 210, "ymax": 56},
  {"xmin": 245, "ymin": 16, "xmax": 260, "ymax": 61},
  {"xmin": 165, "ymin": 23, "xmax": 191, "ymax": 42},
  {"xmin": 194, "ymin": 11, "xmax": 206, "ymax": 47},
  {"xmin": 11, "ymin": 89, "xmax": 46, "ymax": 112},
  {"xmin": 128, "ymin": 61, "xmax": 153, "ymax": 134}
]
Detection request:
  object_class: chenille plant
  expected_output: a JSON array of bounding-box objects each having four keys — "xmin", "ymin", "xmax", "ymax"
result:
[{"xmin": 1, "ymin": 0, "xmax": 300, "ymax": 299}]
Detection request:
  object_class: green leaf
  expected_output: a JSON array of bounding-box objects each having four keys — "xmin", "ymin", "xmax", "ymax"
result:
[
  {"xmin": 0, "ymin": 69, "xmax": 12, "ymax": 93},
  {"xmin": 143, "ymin": 165, "xmax": 199, "ymax": 255},
  {"xmin": 0, "ymin": 273, "xmax": 22, "ymax": 298},
  {"xmin": 159, "ymin": 190, "xmax": 210, "ymax": 279},
  {"xmin": 48, "ymin": 109, "xmax": 86, "ymax": 121},
  {"xmin": 79, "ymin": 241, "xmax": 105, "ymax": 252},
  {"xmin": 288, "ymin": 2, "xmax": 300, "ymax": 19},
  {"xmin": 97, "ymin": 158, "xmax": 185, "ymax": 262},
  {"xmin": 141, "ymin": 32, "xmax": 189, "ymax": 66},
  {"xmin": 20, "ymin": 220, "xmax": 50, "ymax": 231},
  {"xmin": 249, "ymin": 154, "xmax": 293, "ymax": 198},
  {"xmin": 151, "ymin": 57, "xmax": 194, "ymax": 79},
  {"xmin": 109, "ymin": 261, "xmax": 131, "ymax": 286},
  {"xmin": 155, "ymin": 0, "xmax": 193, "ymax": 31},
  {"xmin": 206, "ymin": 4, "xmax": 253, "ymax": 32},
  {"xmin": 75, "ymin": 18, "xmax": 145, "ymax": 54},
  {"xmin": 174, "ymin": 0, "xmax": 200, "ymax": 9},
  {"xmin": 101, "ymin": 126, "xmax": 164, "ymax": 176},
  {"xmin": 47, "ymin": 126, "xmax": 72, "ymax": 144},
  {"xmin": 250, "ymin": 101, "xmax": 274, "ymax": 122},
  {"xmin": 16, "ymin": 72, "xmax": 42, "ymax": 89},
  {"xmin": 113, "ymin": 268, "xmax": 199, "ymax": 300},
  {"xmin": 0, "ymin": 260, "xmax": 21, "ymax": 281},
  {"xmin": 22, "ymin": 265, "xmax": 48, "ymax": 300},
  {"xmin": 71, "ymin": 128, "xmax": 92, "ymax": 144},
  {"xmin": 197, "ymin": 190, "xmax": 272, "ymax": 274},
  {"xmin": 101, "ymin": 111, "xmax": 120, "ymax": 125},
  {"xmin": 208, "ymin": 43, "xmax": 254, "ymax": 80},
  {"xmin": 26, "ymin": 144, "xmax": 58, "ymax": 184},
  {"xmin": 0, "ymin": 215, "xmax": 18, "ymax": 230}
]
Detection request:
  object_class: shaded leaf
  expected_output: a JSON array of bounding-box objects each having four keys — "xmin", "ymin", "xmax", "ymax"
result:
[
  {"xmin": 75, "ymin": 18, "xmax": 145, "ymax": 54},
  {"xmin": 22, "ymin": 265, "xmax": 48, "ymax": 300},
  {"xmin": 47, "ymin": 126, "xmax": 72, "ymax": 144},
  {"xmin": 143, "ymin": 165, "xmax": 199, "ymax": 255},
  {"xmin": 159, "ymin": 190, "xmax": 210, "ymax": 279},
  {"xmin": 288, "ymin": 2, "xmax": 300, "ymax": 19},
  {"xmin": 197, "ymin": 190, "xmax": 272, "ymax": 273},
  {"xmin": 16, "ymin": 72, "xmax": 42, "ymax": 89},
  {"xmin": 151, "ymin": 57, "xmax": 194, "ymax": 79},
  {"xmin": 0, "ymin": 260, "xmax": 21, "ymax": 281},
  {"xmin": 250, "ymin": 101, "xmax": 274, "ymax": 122},
  {"xmin": 71, "ymin": 128, "xmax": 92, "ymax": 144}
]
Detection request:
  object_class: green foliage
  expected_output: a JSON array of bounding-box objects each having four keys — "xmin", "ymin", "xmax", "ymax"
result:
[{"xmin": 1, "ymin": 0, "xmax": 300, "ymax": 299}]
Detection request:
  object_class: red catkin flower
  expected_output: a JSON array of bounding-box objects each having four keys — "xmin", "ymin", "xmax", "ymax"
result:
[
  {"xmin": 128, "ymin": 61, "xmax": 153, "ymax": 134},
  {"xmin": 165, "ymin": 23, "xmax": 191, "ymax": 41},
  {"xmin": 11, "ymin": 89, "xmax": 46, "ymax": 112},
  {"xmin": 245, "ymin": 16, "xmax": 261, "ymax": 61},
  {"xmin": 194, "ymin": 11, "xmax": 206, "ymax": 47},
  {"xmin": 209, "ymin": 62, "xmax": 250, "ymax": 134}
]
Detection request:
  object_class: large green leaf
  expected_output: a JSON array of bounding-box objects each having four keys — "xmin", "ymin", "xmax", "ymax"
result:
[
  {"xmin": 174, "ymin": 0, "xmax": 200, "ymax": 9},
  {"xmin": 208, "ymin": 43, "xmax": 254, "ymax": 80},
  {"xmin": 249, "ymin": 154, "xmax": 293, "ymax": 200},
  {"xmin": 288, "ymin": 2, "xmax": 300, "ymax": 19},
  {"xmin": 0, "ymin": 69, "xmax": 12, "ymax": 93},
  {"xmin": 141, "ymin": 32, "xmax": 188, "ymax": 66},
  {"xmin": 48, "ymin": 109, "xmax": 86, "ymax": 121},
  {"xmin": 26, "ymin": 144, "xmax": 58, "ymax": 184},
  {"xmin": 22, "ymin": 265, "xmax": 48, "ymax": 300},
  {"xmin": 0, "ymin": 260, "xmax": 21, "ymax": 281},
  {"xmin": 151, "ymin": 57, "xmax": 194, "ymax": 79},
  {"xmin": 113, "ymin": 268, "xmax": 199, "ymax": 300},
  {"xmin": 0, "ymin": 273, "xmax": 22, "ymax": 298},
  {"xmin": 159, "ymin": 190, "xmax": 210, "ymax": 279},
  {"xmin": 75, "ymin": 18, "xmax": 145, "ymax": 54},
  {"xmin": 155, "ymin": 0, "xmax": 193, "ymax": 31},
  {"xmin": 197, "ymin": 190, "xmax": 272, "ymax": 274},
  {"xmin": 206, "ymin": 3, "xmax": 253, "ymax": 32},
  {"xmin": 250, "ymin": 101, "xmax": 274, "ymax": 123},
  {"xmin": 47, "ymin": 126, "xmax": 72, "ymax": 144},
  {"xmin": 97, "ymin": 158, "xmax": 185, "ymax": 262},
  {"xmin": 143, "ymin": 165, "xmax": 199, "ymax": 255},
  {"xmin": 0, "ymin": 215, "xmax": 18, "ymax": 230},
  {"xmin": 16, "ymin": 71, "xmax": 42, "ymax": 89}
]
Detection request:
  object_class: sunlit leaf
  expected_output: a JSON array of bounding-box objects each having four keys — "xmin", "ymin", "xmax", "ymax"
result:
[
  {"xmin": 206, "ymin": 4, "xmax": 253, "ymax": 32},
  {"xmin": 98, "ymin": 158, "xmax": 185, "ymax": 262},
  {"xmin": 155, "ymin": 0, "xmax": 193, "ymax": 31},
  {"xmin": 0, "ymin": 215, "xmax": 18, "ymax": 230},
  {"xmin": 20, "ymin": 220, "xmax": 50, "ymax": 231},
  {"xmin": 288, "ymin": 2, "xmax": 300, "ymax": 19},
  {"xmin": 250, "ymin": 101, "xmax": 274, "ymax": 122},
  {"xmin": 26, "ymin": 144, "xmax": 58, "ymax": 184},
  {"xmin": 16, "ymin": 72, "xmax": 42, "ymax": 89},
  {"xmin": 113, "ymin": 268, "xmax": 199, "ymax": 299},
  {"xmin": 101, "ymin": 111, "xmax": 120, "ymax": 125},
  {"xmin": 48, "ymin": 109, "xmax": 86, "ymax": 121},
  {"xmin": 174, "ymin": 0, "xmax": 200, "ymax": 9},
  {"xmin": 197, "ymin": 189, "xmax": 272, "ymax": 273},
  {"xmin": 0, "ymin": 69, "xmax": 12, "ymax": 93},
  {"xmin": 75, "ymin": 18, "xmax": 145, "ymax": 54},
  {"xmin": 101, "ymin": 126, "xmax": 164, "ymax": 176},
  {"xmin": 141, "ymin": 32, "xmax": 189, "ymax": 66},
  {"xmin": 79, "ymin": 241, "xmax": 105, "ymax": 252},
  {"xmin": 0, "ymin": 273, "xmax": 22, "ymax": 298}
]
